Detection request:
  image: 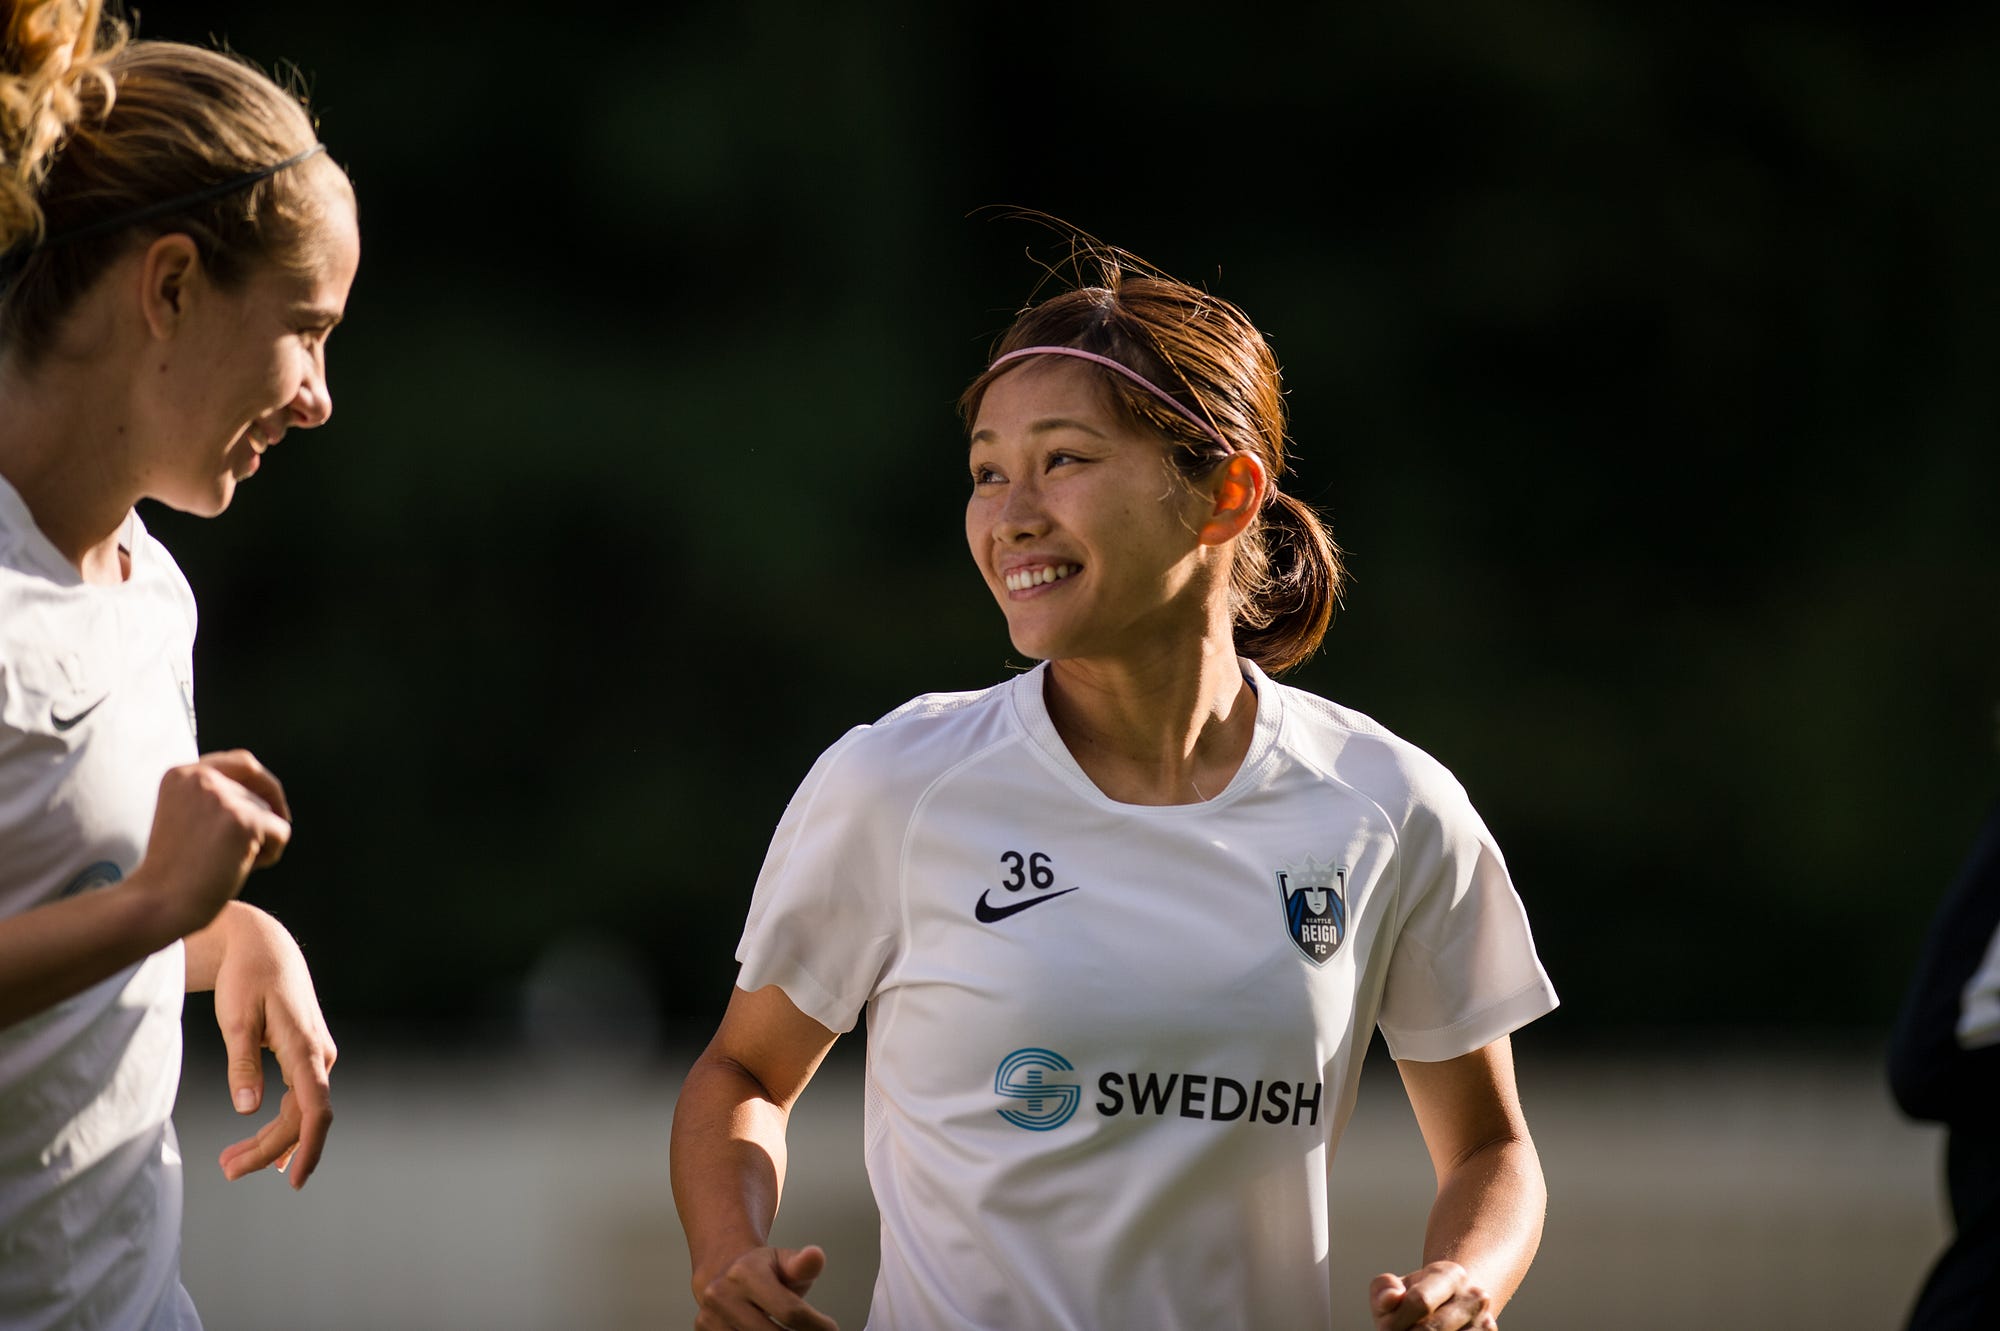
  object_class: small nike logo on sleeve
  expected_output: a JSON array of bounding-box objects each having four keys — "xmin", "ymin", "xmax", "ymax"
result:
[
  {"xmin": 975, "ymin": 887, "xmax": 1080, "ymax": 923},
  {"xmin": 51, "ymin": 696, "xmax": 108, "ymax": 731}
]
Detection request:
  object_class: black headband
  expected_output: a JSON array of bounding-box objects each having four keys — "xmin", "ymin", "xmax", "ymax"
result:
[{"xmin": 0, "ymin": 142, "xmax": 326, "ymax": 282}]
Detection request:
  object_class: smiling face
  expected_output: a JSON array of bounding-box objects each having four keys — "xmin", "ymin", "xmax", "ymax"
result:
[
  {"xmin": 966, "ymin": 357, "xmax": 1229, "ymax": 665},
  {"xmin": 139, "ymin": 173, "xmax": 360, "ymax": 516}
]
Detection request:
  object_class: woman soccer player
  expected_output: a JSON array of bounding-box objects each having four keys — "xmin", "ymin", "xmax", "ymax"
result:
[
  {"xmin": 671, "ymin": 232, "xmax": 1556, "ymax": 1331},
  {"xmin": 0, "ymin": 1, "xmax": 357, "ymax": 1324}
]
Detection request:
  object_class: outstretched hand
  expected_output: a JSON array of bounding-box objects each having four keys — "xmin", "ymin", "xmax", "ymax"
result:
[
  {"xmin": 1370, "ymin": 1261, "xmax": 1498, "ymax": 1331},
  {"xmin": 208, "ymin": 905, "xmax": 337, "ymax": 1189},
  {"xmin": 694, "ymin": 1244, "xmax": 837, "ymax": 1331}
]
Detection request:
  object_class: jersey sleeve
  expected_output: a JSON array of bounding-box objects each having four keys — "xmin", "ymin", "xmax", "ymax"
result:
[
  {"xmin": 734, "ymin": 725, "xmax": 907, "ymax": 1034},
  {"xmin": 1375, "ymin": 776, "xmax": 1558, "ymax": 1063}
]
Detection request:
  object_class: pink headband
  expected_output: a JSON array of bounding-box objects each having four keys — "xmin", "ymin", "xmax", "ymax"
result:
[{"xmin": 986, "ymin": 345, "xmax": 1233, "ymax": 453}]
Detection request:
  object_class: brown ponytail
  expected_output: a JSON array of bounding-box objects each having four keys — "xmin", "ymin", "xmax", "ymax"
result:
[
  {"xmin": 1233, "ymin": 487, "xmax": 1343, "ymax": 674},
  {"xmin": 960, "ymin": 223, "xmax": 1346, "ymax": 674}
]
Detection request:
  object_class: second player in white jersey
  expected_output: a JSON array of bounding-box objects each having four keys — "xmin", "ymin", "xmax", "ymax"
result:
[
  {"xmin": 674, "ymin": 226, "xmax": 1556, "ymax": 1331},
  {"xmin": 739, "ymin": 660, "xmax": 1554, "ymax": 1329}
]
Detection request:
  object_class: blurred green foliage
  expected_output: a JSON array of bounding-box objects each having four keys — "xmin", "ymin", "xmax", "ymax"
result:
[{"xmin": 131, "ymin": 1, "xmax": 1999, "ymax": 1046}]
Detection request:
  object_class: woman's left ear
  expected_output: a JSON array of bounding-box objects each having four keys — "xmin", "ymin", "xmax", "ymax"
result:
[
  {"xmin": 138, "ymin": 233, "xmax": 202, "ymax": 340},
  {"xmin": 1196, "ymin": 453, "xmax": 1270, "ymax": 546}
]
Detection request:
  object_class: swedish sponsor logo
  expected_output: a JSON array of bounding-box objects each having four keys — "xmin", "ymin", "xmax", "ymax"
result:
[
  {"xmin": 1095, "ymin": 1070, "xmax": 1323, "ymax": 1127},
  {"xmin": 994, "ymin": 1047, "xmax": 1323, "ymax": 1131},
  {"xmin": 994, "ymin": 1047, "xmax": 1081, "ymax": 1130}
]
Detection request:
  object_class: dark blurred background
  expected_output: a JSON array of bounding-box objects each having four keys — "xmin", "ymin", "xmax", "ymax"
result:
[{"xmin": 129, "ymin": 1, "xmax": 1999, "ymax": 1061}]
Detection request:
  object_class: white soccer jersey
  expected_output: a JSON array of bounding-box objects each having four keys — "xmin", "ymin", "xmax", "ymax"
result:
[
  {"xmin": 0, "ymin": 476, "xmax": 203, "ymax": 1330},
  {"xmin": 737, "ymin": 660, "xmax": 1558, "ymax": 1331}
]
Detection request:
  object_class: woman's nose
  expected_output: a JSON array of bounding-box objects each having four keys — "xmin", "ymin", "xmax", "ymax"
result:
[
  {"xmin": 292, "ymin": 372, "xmax": 332, "ymax": 429},
  {"xmin": 998, "ymin": 476, "xmax": 1047, "ymax": 539}
]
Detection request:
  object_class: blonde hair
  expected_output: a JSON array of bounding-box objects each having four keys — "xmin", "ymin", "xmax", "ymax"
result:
[{"xmin": 0, "ymin": 0, "xmax": 341, "ymax": 360}]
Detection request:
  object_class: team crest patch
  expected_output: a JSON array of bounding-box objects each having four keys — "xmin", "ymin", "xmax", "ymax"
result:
[{"xmin": 1277, "ymin": 854, "xmax": 1347, "ymax": 965}]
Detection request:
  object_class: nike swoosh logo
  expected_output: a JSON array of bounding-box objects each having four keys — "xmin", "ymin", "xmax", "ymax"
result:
[
  {"xmin": 51, "ymin": 696, "xmax": 108, "ymax": 731},
  {"xmin": 975, "ymin": 887, "xmax": 1080, "ymax": 923}
]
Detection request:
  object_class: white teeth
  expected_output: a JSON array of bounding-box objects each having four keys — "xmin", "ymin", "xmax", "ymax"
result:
[{"xmin": 1005, "ymin": 563, "xmax": 1078, "ymax": 592}]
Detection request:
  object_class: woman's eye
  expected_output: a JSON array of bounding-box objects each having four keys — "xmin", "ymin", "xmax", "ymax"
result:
[{"xmin": 971, "ymin": 466, "xmax": 1002, "ymax": 486}]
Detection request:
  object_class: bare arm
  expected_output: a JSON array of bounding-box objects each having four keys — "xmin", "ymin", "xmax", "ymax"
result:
[
  {"xmin": 0, "ymin": 751, "xmax": 290, "ymax": 1030},
  {"xmin": 670, "ymin": 983, "xmax": 843, "ymax": 1331},
  {"xmin": 1370, "ymin": 1035, "xmax": 1546, "ymax": 1331},
  {"xmin": 0, "ymin": 877, "xmax": 181, "ymax": 1029}
]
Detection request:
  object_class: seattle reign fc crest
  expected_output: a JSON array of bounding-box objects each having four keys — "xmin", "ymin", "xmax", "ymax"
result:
[{"xmin": 1277, "ymin": 854, "xmax": 1347, "ymax": 965}]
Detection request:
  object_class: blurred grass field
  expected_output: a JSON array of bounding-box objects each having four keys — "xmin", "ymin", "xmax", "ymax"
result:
[{"xmin": 174, "ymin": 1037, "xmax": 1944, "ymax": 1330}]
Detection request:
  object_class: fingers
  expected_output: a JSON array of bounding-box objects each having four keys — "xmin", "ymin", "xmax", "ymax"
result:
[
  {"xmin": 218, "ymin": 1089, "xmax": 300, "ymax": 1181},
  {"xmin": 142, "ymin": 754, "xmax": 294, "ymax": 937},
  {"xmin": 221, "ymin": 1010, "xmax": 266, "ymax": 1115},
  {"xmin": 267, "ymin": 983, "xmax": 336, "ymax": 1188},
  {"xmin": 693, "ymin": 1288, "xmax": 839, "ymax": 1329},
  {"xmin": 216, "ymin": 1085, "xmax": 328, "ymax": 1189},
  {"xmin": 195, "ymin": 751, "xmax": 292, "ymax": 869},
  {"xmin": 1374, "ymin": 1262, "xmax": 1494, "ymax": 1331},
  {"xmin": 1370, "ymin": 1273, "xmax": 1406, "ymax": 1329},
  {"xmin": 199, "ymin": 749, "xmax": 292, "ymax": 825},
  {"xmin": 282, "ymin": 1052, "xmax": 335, "ymax": 1188},
  {"xmin": 694, "ymin": 1247, "xmax": 840, "ymax": 1331},
  {"xmin": 213, "ymin": 927, "xmax": 334, "ymax": 1183},
  {"xmin": 248, "ymin": 815, "xmax": 291, "ymax": 870},
  {"xmin": 779, "ymin": 1245, "xmax": 827, "ymax": 1291},
  {"xmin": 218, "ymin": 1051, "xmax": 335, "ymax": 1189}
]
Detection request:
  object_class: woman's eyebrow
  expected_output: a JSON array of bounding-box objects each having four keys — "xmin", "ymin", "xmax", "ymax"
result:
[{"xmin": 969, "ymin": 416, "xmax": 1107, "ymax": 448}]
